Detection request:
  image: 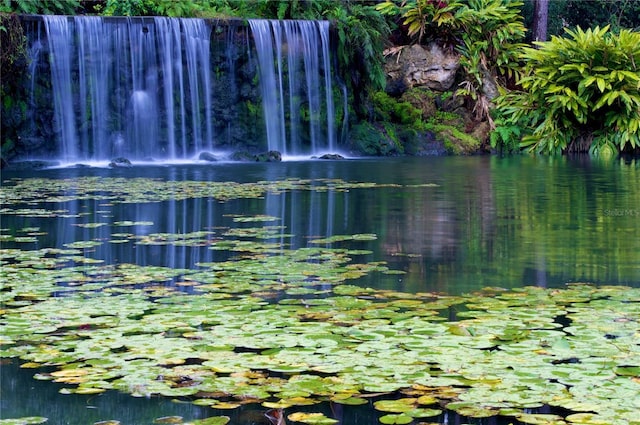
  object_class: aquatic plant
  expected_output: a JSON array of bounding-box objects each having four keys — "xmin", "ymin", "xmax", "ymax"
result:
[{"xmin": 1, "ymin": 176, "xmax": 639, "ymax": 424}]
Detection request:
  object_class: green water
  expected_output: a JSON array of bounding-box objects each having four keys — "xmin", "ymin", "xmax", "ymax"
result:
[{"xmin": 1, "ymin": 155, "xmax": 639, "ymax": 424}]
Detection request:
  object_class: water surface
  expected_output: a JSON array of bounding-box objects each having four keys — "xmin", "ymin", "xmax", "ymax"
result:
[{"xmin": 1, "ymin": 155, "xmax": 639, "ymax": 423}]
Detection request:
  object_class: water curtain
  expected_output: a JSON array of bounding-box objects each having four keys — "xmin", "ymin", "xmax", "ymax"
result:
[
  {"xmin": 249, "ymin": 19, "xmax": 336, "ymax": 156},
  {"xmin": 32, "ymin": 16, "xmax": 339, "ymax": 162}
]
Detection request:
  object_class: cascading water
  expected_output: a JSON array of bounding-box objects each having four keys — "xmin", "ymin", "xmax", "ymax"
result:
[
  {"xmin": 249, "ymin": 19, "xmax": 338, "ymax": 156},
  {"xmin": 41, "ymin": 15, "xmax": 213, "ymax": 162},
  {"xmin": 44, "ymin": 16, "xmax": 78, "ymax": 160},
  {"xmin": 23, "ymin": 16, "xmax": 342, "ymax": 162}
]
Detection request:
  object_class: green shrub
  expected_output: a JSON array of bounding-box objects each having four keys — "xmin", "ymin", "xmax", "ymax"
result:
[
  {"xmin": 0, "ymin": 0, "xmax": 79, "ymax": 14},
  {"xmin": 494, "ymin": 25, "xmax": 640, "ymax": 154},
  {"xmin": 453, "ymin": 0, "xmax": 527, "ymax": 122},
  {"xmin": 376, "ymin": 0, "xmax": 461, "ymax": 46}
]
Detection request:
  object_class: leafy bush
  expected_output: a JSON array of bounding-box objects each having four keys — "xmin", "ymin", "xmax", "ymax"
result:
[
  {"xmin": 376, "ymin": 0, "xmax": 460, "ymax": 46},
  {"xmin": 325, "ymin": 2, "xmax": 390, "ymax": 117},
  {"xmin": 0, "ymin": 0, "xmax": 79, "ymax": 14},
  {"xmin": 453, "ymin": 0, "xmax": 527, "ymax": 121},
  {"xmin": 102, "ymin": 0, "xmax": 207, "ymax": 17},
  {"xmin": 376, "ymin": 0, "xmax": 527, "ymax": 122},
  {"xmin": 494, "ymin": 25, "xmax": 640, "ymax": 154}
]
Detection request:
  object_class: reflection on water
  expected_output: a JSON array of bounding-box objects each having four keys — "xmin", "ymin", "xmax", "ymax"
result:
[
  {"xmin": 2, "ymin": 156, "xmax": 639, "ymax": 294},
  {"xmin": 1, "ymin": 156, "xmax": 639, "ymax": 422}
]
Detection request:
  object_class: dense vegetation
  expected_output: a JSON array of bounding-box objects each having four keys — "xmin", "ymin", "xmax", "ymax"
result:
[
  {"xmin": 493, "ymin": 25, "xmax": 640, "ymax": 154},
  {"xmin": 1, "ymin": 0, "xmax": 640, "ymax": 156}
]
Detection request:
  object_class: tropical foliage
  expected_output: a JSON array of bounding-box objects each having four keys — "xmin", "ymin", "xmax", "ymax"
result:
[
  {"xmin": 452, "ymin": 0, "xmax": 527, "ymax": 122},
  {"xmin": 553, "ymin": 0, "xmax": 640, "ymax": 33},
  {"xmin": 494, "ymin": 25, "xmax": 640, "ymax": 154},
  {"xmin": 376, "ymin": 0, "xmax": 461, "ymax": 46},
  {"xmin": 376, "ymin": 0, "xmax": 527, "ymax": 123},
  {"xmin": 101, "ymin": 0, "xmax": 205, "ymax": 17},
  {"xmin": 0, "ymin": 0, "xmax": 79, "ymax": 15}
]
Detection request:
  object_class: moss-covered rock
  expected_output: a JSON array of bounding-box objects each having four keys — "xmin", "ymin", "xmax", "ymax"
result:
[
  {"xmin": 229, "ymin": 150, "xmax": 256, "ymax": 161},
  {"xmin": 432, "ymin": 124, "xmax": 481, "ymax": 155},
  {"xmin": 371, "ymin": 92, "xmax": 422, "ymax": 126},
  {"xmin": 399, "ymin": 88, "xmax": 437, "ymax": 120},
  {"xmin": 349, "ymin": 121, "xmax": 449, "ymax": 157},
  {"xmin": 349, "ymin": 122, "xmax": 402, "ymax": 156}
]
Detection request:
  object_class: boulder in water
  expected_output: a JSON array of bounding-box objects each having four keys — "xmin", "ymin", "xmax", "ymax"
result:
[
  {"xmin": 3, "ymin": 160, "xmax": 60, "ymax": 170},
  {"xmin": 229, "ymin": 151, "xmax": 256, "ymax": 162},
  {"xmin": 109, "ymin": 157, "xmax": 132, "ymax": 168},
  {"xmin": 198, "ymin": 151, "xmax": 217, "ymax": 162},
  {"xmin": 255, "ymin": 150, "xmax": 282, "ymax": 162},
  {"xmin": 316, "ymin": 153, "xmax": 344, "ymax": 160}
]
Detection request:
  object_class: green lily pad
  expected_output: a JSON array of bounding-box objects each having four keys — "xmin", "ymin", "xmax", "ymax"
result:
[
  {"xmin": 514, "ymin": 413, "xmax": 566, "ymax": 424},
  {"xmin": 445, "ymin": 402, "xmax": 498, "ymax": 418},
  {"xmin": 378, "ymin": 414, "xmax": 413, "ymax": 424},
  {"xmin": 113, "ymin": 221, "xmax": 154, "ymax": 226},
  {"xmin": 565, "ymin": 413, "xmax": 612, "ymax": 424},
  {"xmin": 153, "ymin": 418, "xmax": 183, "ymax": 424},
  {"xmin": 287, "ymin": 412, "xmax": 338, "ymax": 424},
  {"xmin": 187, "ymin": 418, "xmax": 230, "ymax": 425},
  {"xmin": 373, "ymin": 399, "xmax": 417, "ymax": 413},
  {"xmin": 0, "ymin": 418, "xmax": 48, "ymax": 425}
]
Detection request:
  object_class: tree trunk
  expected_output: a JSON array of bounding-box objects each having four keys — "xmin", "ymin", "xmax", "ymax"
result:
[{"xmin": 532, "ymin": 0, "xmax": 549, "ymax": 43}]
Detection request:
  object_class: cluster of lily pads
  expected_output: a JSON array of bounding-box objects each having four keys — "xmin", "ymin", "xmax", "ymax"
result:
[{"xmin": 1, "ymin": 176, "xmax": 639, "ymax": 425}]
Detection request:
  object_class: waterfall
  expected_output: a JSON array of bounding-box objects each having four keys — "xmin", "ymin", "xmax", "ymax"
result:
[
  {"xmin": 44, "ymin": 16, "xmax": 78, "ymax": 160},
  {"xmin": 40, "ymin": 16, "xmax": 213, "ymax": 162},
  {"xmin": 24, "ymin": 16, "xmax": 341, "ymax": 162},
  {"xmin": 249, "ymin": 19, "xmax": 338, "ymax": 156}
]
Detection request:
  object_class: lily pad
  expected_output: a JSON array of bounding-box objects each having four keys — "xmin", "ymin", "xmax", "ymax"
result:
[
  {"xmin": 187, "ymin": 418, "xmax": 230, "ymax": 425},
  {"xmin": 0, "ymin": 419, "xmax": 48, "ymax": 425},
  {"xmin": 378, "ymin": 414, "xmax": 413, "ymax": 424},
  {"xmin": 287, "ymin": 412, "xmax": 338, "ymax": 424}
]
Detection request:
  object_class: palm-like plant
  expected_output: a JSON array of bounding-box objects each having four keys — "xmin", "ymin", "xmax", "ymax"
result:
[{"xmin": 494, "ymin": 25, "xmax": 640, "ymax": 154}]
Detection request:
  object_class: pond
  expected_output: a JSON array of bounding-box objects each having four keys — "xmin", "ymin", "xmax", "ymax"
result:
[{"xmin": 1, "ymin": 156, "xmax": 639, "ymax": 425}]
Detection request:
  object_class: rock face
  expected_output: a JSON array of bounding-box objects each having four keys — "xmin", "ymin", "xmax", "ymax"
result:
[{"xmin": 384, "ymin": 43, "xmax": 460, "ymax": 93}]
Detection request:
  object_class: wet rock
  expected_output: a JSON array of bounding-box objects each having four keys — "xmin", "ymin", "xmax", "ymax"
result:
[
  {"xmin": 198, "ymin": 151, "xmax": 217, "ymax": 162},
  {"xmin": 470, "ymin": 121, "xmax": 492, "ymax": 147},
  {"xmin": 316, "ymin": 153, "xmax": 344, "ymax": 160},
  {"xmin": 255, "ymin": 150, "xmax": 282, "ymax": 162},
  {"xmin": 229, "ymin": 151, "xmax": 256, "ymax": 162},
  {"xmin": 109, "ymin": 157, "xmax": 132, "ymax": 168}
]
